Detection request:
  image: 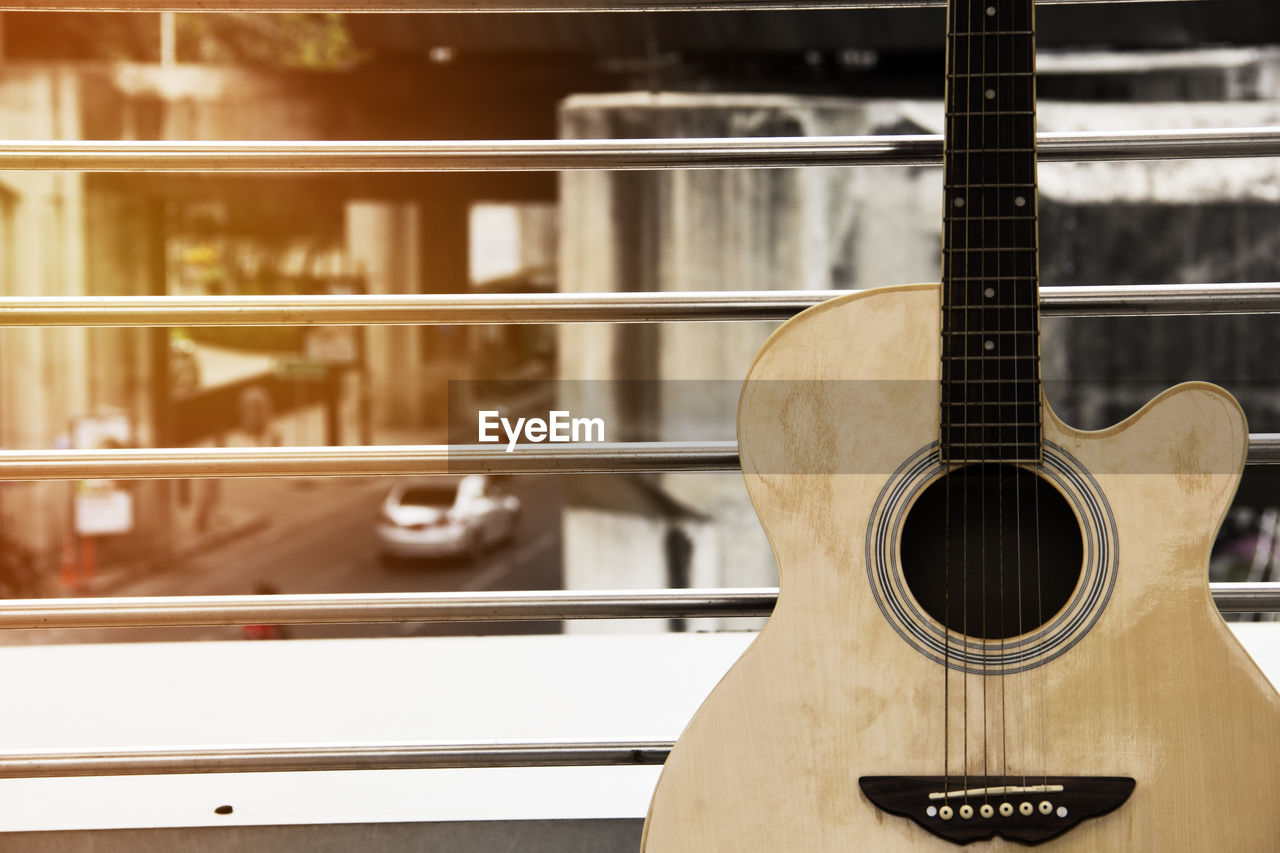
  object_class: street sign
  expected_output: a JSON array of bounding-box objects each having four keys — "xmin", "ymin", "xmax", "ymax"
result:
[
  {"xmin": 72, "ymin": 412, "xmax": 129, "ymax": 452},
  {"xmin": 71, "ymin": 412, "xmax": 135, "ymax": 536},
  {"xmin": 273, "ymin": 358, "xmax": 330, "ymax": 380},
  {"xmin": 304, "ymin": 326, "xmax": 360, "ymax": 365},
  {"xmin": 74, "ymin": 484, "xmax": 133, "ymax": 536}
]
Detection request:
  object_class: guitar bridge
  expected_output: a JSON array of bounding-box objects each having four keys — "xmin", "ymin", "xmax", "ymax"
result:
[{"xmin": 859, "ymin": 775, "xmax": 1135, "ymax": 846}]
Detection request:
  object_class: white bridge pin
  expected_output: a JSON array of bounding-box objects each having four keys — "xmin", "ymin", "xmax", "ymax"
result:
[
  {"xmin": 1019, "ymin": 802, "xmax": 1034, "ymax": 816},
  {"xmin": 939, "ymin": 805, "xmax": 954, "ymax": 821},
  {"xmin": 999, "ymin": 802, "xmax": 1014, "ymax": 817},
  {"xmin": 959, "ymin": 804, "xmax": 975, "ymax": 820},
  {"xmin": 1039, "ymin": 801, "xmax": 1053, "ymax": 815},
  {"xmin": 979, "ymin": 804, "xmax": 994, "ymax": 818}
]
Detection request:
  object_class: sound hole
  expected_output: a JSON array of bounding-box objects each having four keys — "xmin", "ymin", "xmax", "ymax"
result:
[{"xmin": 899, "ymin": 464, "xmax": 1083, "ymax": 641}]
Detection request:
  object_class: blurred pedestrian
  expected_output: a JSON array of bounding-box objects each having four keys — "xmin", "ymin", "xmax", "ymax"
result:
[{"xmin": 242, "ymin": 581, "xmax": 290, "ymax": 640}]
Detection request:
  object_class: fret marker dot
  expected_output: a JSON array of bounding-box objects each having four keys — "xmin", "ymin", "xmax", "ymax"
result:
[
  {"xmin": 984, "ymin": 287, "xmax": 995, "ymax": 298},
  {"xmin": 985, "ymin": 89, "xmax": 995, "ymax": 100},
  {"xmin": 1014, "ymin": 195, "xmax": 1027, "ymax": 207},
  {"xmin": 954, "ymin": 197, "xmax": 965, "ymax": 208},
  {"xmin": 986, "ymin": 5, "xmax": 996, "ymax": 14},
  {"xmin": 984, "ymin": 339, "xmax": 995, "ymax": 351}
]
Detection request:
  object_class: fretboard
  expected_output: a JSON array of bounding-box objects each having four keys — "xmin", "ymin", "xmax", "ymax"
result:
[{"xmin": 940, "ymin": 0, "xmax": 1042, "ymax": 464}]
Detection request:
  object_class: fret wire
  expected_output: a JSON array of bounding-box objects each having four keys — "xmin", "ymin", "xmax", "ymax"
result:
[
  {"xmin": 945, "ymin": 275, "xmax": 1036, "ymax": 281},
  {"xmin": 948, "ymin": 30, "xmax": 1035, "ymax": 37},
  {"xmin": 944, "ymin": 247, "xmax": 1036, "ymax": 254},
  {"xmin": 945, "ymin": 182, "xmax": 1036, "ymax": 188},
  {"xmin": 942, "ymin": 401, "xmax": 1039, "ymax": 407},
  {"xmin": 946, "ymin": 215, "xmax": 1038, "ymax": 222},
  {"xmin": 944, "ymin": 151, "xmax": 1036, "ymax": 157},
  {"xmin": 947, "ymin": 111, "xmax": 1036, "ymax": 117},
  {"xmin": 945, "ymin": 421, "xmax": 1041, "ymax": 427},
  {"xmin": 942, "ymin": 355, "xmax": 1040, "ymax": 361},
  {"xmin": 938, "ymin": 377, "xmax": 1041, "ymax": 384},
  {"xmin": 946, "ymin": 71, "xmax": 1035, "ymax": 78},
  {"xmin": 942, "ymin": 330, "xmax": 1038, "ymax": 335},
  {"xmin": 942, "ymin": 438, "xmax": 1039, "ymax": 445}
]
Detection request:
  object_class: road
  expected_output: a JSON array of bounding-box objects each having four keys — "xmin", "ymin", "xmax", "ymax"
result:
[{"xmin": 4, "ymin": 476, "xmax": 564, "ymax": 645}]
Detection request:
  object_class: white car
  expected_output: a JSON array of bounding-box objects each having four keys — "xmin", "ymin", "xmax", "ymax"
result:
[{"xmin": 376, "ymin": 475, "xmax": 520, "ymax": 564}]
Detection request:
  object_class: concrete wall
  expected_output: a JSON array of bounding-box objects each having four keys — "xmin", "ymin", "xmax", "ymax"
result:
[
  {"xmin": 563, "ymin": 508, "xmax": 719, "ymax": 635},
  {"xmin": 557, "ymin": 93, "xmax": 947, "ymax": 620}
]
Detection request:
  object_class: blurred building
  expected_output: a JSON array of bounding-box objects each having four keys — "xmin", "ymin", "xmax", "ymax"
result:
[{"xmin": 0, "ymin": 55, "xmax": 567, "ymax": 571}]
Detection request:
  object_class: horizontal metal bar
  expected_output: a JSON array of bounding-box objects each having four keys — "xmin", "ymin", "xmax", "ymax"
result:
[
  {"xmin": 1212, "ymin": 583, "xmax": 1280, "ymax": 613},
  {"xmin": 0, "ymin": 129, "xmax": 1274, "ymax": 172},
  {"xmin": 0, "ymin": 585, "xmax": 1272, "ymax": 631},
  {"xmin": 0, "ymin": 588, "xmax": 779, "ymax": 629},
  {"xmin": 3, "ymin": 284, "xmax": 1280, "ymax": 327},
  {"xmin": 0, "ymin": 292, "xmax": 829, "ymax": 326},
  {"xmin": 0, "ymin": 740, "xmax": 675, "ymax": 778},
  {"xmin": 0, "ymin": 0, "xmax": 1186, "ymax": 13},
  {"xmin": 0, "ymin": 442, "xmax": 741, "ymax": 479},
  {"xmin": 2, "ymin": 437, "xmax": 1279, "ymax": 480}
]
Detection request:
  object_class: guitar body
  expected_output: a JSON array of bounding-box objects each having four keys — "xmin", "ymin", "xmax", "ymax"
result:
[{"xmin": 641, "ymin": 284, "xmax": 1280, "ymax": 851}]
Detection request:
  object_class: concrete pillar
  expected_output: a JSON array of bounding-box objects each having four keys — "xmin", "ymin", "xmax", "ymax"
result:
[
  {"xmin": 345, "ymin": 201, "xmax": 424, "ymax": 432},
  {"xmin": 0, "ymin": 68, "xmax": 90, "ymax": 566}
]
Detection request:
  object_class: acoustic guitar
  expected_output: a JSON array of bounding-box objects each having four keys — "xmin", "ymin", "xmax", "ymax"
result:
[{"xmin": 641, "ymin": 0, "xmax": 1280, "ymax": 849}]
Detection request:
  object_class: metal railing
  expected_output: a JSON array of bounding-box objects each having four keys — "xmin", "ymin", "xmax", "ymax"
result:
[
  {"xmin": 3, "ymin": 283, "xmax": 1280, "ymax": 326},
  {"xmin": 0, "ymin": 585, "xmax": 1274, "ymax": 630},
  {"xmin": 1, "ymin": 437, "xmax": 1279, "ymax": 479},
  {"xmin": 0, "ymin": 0, "xmax": 1198, "ymax": 12},
  {"xmin": 0, "ymin": 741, "xmax": 675, "ymax": 777},
  {"xmin": 2, "ymin": 129, "xmax": 1279, "ymax": 171}
]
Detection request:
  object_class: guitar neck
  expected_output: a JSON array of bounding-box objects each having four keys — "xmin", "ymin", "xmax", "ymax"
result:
[{"xmin": 940, "ymin": 0, "xmax": 1042, "ymax": 465}]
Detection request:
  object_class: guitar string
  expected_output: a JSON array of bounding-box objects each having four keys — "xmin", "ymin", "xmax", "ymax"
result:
[
  {"xmin": 958, "ymin": 0, "xmax": 971, "ymax": 800},
  {"xmin": 1035, "ymin": 432, "xmax": 1048, "ymax": 789},
  {"xmin": 1025, "ymin": 0, "xmax": 1050, "ymax": 791},
  {"xmin": 942, "ymin": 0, "xmax": 958, "ymax": 798},
  {"xmin": 1008, "ymin": 0, "xmax": 1030, "ymax": 789},
  {"xmin": 978, "ymin": 0, "xmax": 992, "ymax": 798},
  {"xmin": 944, "ymin": 430, "xmax": 952, "ymax": 796},
  {"xmin": 943, "ymin": 0, "xmax": 970, "ymax": 802},
  {"xmin": 991, "ymin": 0, "xmax": 1010, "ymax": 790}
]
